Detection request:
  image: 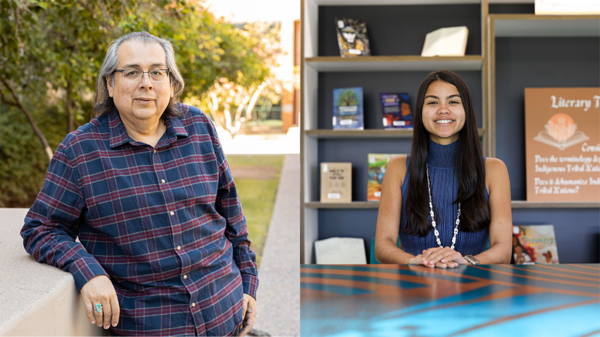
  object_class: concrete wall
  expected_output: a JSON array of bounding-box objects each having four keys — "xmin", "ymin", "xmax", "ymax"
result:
[{"xmin": 0, "ymin": 208, "xmax": 107, "ymax": 336}]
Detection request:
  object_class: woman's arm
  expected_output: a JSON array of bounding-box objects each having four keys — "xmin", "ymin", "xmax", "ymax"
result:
[
  {"xmin": 374, "ymin": 156, "xmax": 429, "ymax": 265},
  {"xmin": 472, "ymin": 157, "xmax": 513, "ymax": 264}
]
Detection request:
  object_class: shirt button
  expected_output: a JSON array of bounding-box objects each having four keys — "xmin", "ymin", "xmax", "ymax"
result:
[
  {"xmin": 154, "ymin": 149, "xmax": 157, "ymax": 153},
  {"xmin": 161, "ymin": 179, "xmax": 166, "ymax": 184},
  {"xmin": 192, "ymin": 303, "xmax": 196, "ymax": 307},
  {"xmin": 183, "ymin": 275, "xmax": 188, "ymax": 279},
  {"xmin": 177, "ymin": 245, "xmax": 181, "ymax": 251},
  {"xmin": 170, "ymin": 211, "xmax": 175, "ymax": 216}
]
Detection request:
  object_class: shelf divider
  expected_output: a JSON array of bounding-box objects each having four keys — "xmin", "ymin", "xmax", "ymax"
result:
[
  {"xmin": 305, "ymin": 55, "xmax": 483, "ymax": 72},
  {"xmin": 305, "ymin": 201, "xmax": 379, "ymax": 209},
  {"xmin": 305, "ymin": 129, "xmax": 484, "ymax": 139},
  {"xmin": 492, "ymin": 14, "xmax": 600, "ymax": 37},
  {"xmin": 306, "ymin": 200, "xmax": 600, "ymax": 209},
  {"xmin": 510, "ymin": 201, "xmax": 600, "ymax": 209}
]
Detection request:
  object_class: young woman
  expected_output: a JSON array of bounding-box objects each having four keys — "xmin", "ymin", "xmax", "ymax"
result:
[{"xmin": 374, "ymin": 70, "xmax": 512, "ymax": 267}]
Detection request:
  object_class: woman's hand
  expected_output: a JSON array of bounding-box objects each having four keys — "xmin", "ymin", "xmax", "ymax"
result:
[{"xmin": 416, "ymin": 247, "xmax": 468, "ymax": 268}]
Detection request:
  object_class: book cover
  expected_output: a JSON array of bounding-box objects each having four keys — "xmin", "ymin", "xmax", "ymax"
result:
[
  {"xmin": 320, "ymin": 162, "xmax": 352, "ymax": 203},
  {"xmin": 421, "ymin": 26, "xmax": 469, "ymax": 57},
  {"xmin": 524, "ymin": 88, "xmax": 600, "ymax": 202},
  {"xmin": 335, "ymin": 18, "xmax": 371, "ymax": 57},
  {"xmin": 380, "ymin": 93, "xmax": 413, "ymax": 129},
  {"xmin": 315, "ymin": 237, "xmax": 367, "ymax": 264},
  {"xmin": 512, "ymin": 225, "xmax": 559, "ymax": 264},
  {"xmin": 367, "ymin": 154, "xmax": 401, "ymax": 201},
  {"xmin": 333, "ymin": 87, "xmax": 364, "ymax": 130}
]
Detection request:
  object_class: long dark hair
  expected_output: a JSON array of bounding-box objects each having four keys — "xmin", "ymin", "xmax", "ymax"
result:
[{"xmin": 404, "ymin": 70, "xmax": 489, "ymax": 236}]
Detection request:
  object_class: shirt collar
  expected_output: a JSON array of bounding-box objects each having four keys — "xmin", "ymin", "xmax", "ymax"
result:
[{"xmin": 108, "ymin": 109, "xmax": 188, "ymax": 149}]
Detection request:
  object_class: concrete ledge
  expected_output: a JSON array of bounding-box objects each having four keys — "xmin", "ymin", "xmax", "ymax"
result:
[{"xmin": 0, "ymin": 208, "xmax": 107, "ymax": 336}]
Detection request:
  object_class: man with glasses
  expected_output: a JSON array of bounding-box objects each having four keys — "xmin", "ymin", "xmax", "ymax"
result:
[{"xmin": 21, "ymin": 31, "xmax": 258, "ymax": 336}]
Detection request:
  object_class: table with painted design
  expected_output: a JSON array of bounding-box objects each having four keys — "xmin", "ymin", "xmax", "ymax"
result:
[{"xmin": 300, "ymin": 264, "xmax": 600, "ymax": 337}]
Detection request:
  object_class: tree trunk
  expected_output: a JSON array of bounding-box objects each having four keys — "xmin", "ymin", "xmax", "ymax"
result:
[
  {"xmin": 245, "ymin": 82, "xmax": 266, "ymax": 122},
  {"xmin": 208, "ymin": 92, "xmax": 225, "ymax": 129},
  {"xmin": 66, "ymin": 81, "xmax": 74, "ymax": 133},
  {"xmin": 0, "ymin": 77, "xmax": 53, "ymax": 160}
]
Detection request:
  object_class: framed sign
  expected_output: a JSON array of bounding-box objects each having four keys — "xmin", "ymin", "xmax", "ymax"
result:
[{"xmin": 525, "ymin": 87, "xmax": 600, "ymax": 202}]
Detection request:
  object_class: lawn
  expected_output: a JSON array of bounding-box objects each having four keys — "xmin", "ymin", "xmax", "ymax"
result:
[{"xmin": 226, "ymin": 155, "xmax": 285, "ymax": 267}]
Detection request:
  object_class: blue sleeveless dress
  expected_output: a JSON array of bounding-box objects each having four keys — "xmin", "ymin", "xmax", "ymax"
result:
[{"xmin": 399, "ymin": 139, "xmax": 489, "ymax": 256}]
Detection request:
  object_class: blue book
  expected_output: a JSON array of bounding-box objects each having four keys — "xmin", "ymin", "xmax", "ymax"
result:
[
  {"xmin": 333, "ymin": 87, "xmax": 364, "ymax": 130},
  {"xmin": 380, "ymin": 93, "xmax": 412, "ymax": 129}
]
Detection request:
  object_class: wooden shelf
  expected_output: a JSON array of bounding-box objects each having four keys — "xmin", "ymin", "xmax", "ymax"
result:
[
  {"xmin": 492, "ymin": 14, "xmax": 600, "ymax": 37},
  {"xmin": 511, "ymin": 201, "xmax": 600, "ymax": 209},
  {"xmin": 311, "ymin": 0, "xmax": 480, "ymax": 5},
  {"xmin": 305, "ymin": 129, "xmax": 484, "ymax": 139},
  {"xmin": 305, "ymin": 129, "xmax": 412, "ymax": 138},
  {"xmin": 307, "ymin": 200, "xmax": 600, "ymax": 209},
  {"xmin": 305, "ymin": 201, "xmax": 379, "ymax": 209},
  {"xmin": 305, "ymin": 56, "xmax": 483, "ymax": 72}
]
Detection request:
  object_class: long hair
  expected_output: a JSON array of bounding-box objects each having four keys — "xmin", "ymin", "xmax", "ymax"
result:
[
  {"xmin": 92, "ymin": 31, "xmax": 185, "ymax": 118},
  {"xmin": 404, "ymin": 70, "xmax": 489, "ymax": 236}
]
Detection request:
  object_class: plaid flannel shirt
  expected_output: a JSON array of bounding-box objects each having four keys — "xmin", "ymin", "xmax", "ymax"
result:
[{"xmin": 21, "ymin": 104, "xmax": 258, "ymax": 336}]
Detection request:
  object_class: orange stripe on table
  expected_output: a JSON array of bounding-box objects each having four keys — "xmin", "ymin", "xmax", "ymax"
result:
[
  {"xmin": 300, "ymin": 276, "xmax": 501, "ymax": 301},
  {"xmin": 471, "ymin": 265, "xmax": 600, "ymax": 288},
  {"xmin": 535, "ymin": 264, "xmax": 600, "ymax": 276},
  {"xmin": 568, "ymin": 264, "xmax": 600, "ymax": 271},
  {"xmin": 382, "ymin": 286, "xmax": 549, "ymax": 319},
  {"xmin": 302, "ymin": 268, "xmax": 481, "ymax": 288},
  {"xmin": 393, "ymin": 264, "xmax": 520, "ymax": 284},
  {"xmin": 501, "ymin": 265, "xmax": 600, "ymax": 282},
  {"xmin": 301, "ymin": 276, "xmax": 406, "ymax": 295}
]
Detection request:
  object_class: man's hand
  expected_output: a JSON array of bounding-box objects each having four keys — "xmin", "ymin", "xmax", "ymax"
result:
[
  {"xmin": 80, "ymin": 275, "xmax": 120, "ymax": 330},
  {"xmin": 239, "ymin": 294, "xmax": 257, "ymax": 337}
]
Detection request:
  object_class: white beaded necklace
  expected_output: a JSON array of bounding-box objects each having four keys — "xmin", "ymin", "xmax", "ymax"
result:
[{"xmin": 426, "ymin": 164, "xmax": 461, "ymax": 250}]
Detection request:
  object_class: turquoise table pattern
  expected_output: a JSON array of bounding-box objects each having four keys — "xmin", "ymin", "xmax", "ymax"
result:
[{"xmin": 301, "ymin": 264, "xmax": 600, "ymax": 337}]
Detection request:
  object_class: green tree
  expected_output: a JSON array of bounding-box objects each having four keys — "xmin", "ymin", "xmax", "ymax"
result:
[{"xmin": 0, "ymin": 0, "xmax": 277, "ymax": 207}]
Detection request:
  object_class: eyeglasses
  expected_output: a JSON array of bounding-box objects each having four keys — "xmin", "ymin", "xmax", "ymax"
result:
[{"xmin": 113, "ymin": 69, "xmax": 170, "ymax": 82}]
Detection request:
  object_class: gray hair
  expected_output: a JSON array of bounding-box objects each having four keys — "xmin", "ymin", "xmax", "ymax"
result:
[{"xmin": 92, "ymin": 31, "xmax": 185, "ymax": 117}]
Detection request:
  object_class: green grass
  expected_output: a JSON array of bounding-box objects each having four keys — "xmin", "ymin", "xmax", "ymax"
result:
[
  {"xmin": 228, "ymin": 155, "xmax": 285, "ymax": 168},
  {"xmin": 227, "ymin": 155, "xmax": 285, "ymax": 267}
]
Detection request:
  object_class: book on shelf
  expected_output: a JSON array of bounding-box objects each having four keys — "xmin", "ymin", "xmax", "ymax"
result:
[
  {"xmin": 512, "ymin": 225, "xmax": 559, "ymax": 264},
  {"xmin": 333, "ymin": 87, "xmax": 364, "ymax": 130},
  {"xmin": 315, "ymin": 237, "xmax": 367, "ymax": 264},
  {"xmin": 320, "ymin": 162, "xmax": 352, "ymax": 203},
  {"xmin": 380, "ymin": 93, "xmax": 413, "ymax": 129},
  {"xmin": 421, "ymin": 26, "xmax": 469, "ymax": 57},
  {"xmin": 335, "ymin": 18, "xmax": 371, "ymax": 57},
  {"xmin": 367, "ymin": 154, "xmax": 402, "ymax": 201}
]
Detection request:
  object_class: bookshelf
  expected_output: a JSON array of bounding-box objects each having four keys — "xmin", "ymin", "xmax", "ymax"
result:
[
  {"xmin": 301, "ymin": 0, "xmax": 600, "ymax": 264},
  {"xmin": 301, "ymin": 0, "xmax": 489, "ymax": 263},
  {"xmin": 487, "ymin": 10, "xmax": 600, "ymax": 263}
]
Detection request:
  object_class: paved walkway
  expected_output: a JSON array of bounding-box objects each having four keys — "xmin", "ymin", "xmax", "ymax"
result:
[
  {"xmin": 252, "ymin": 154, "xmax": 300, "ymax": 337},
  {"xmin": 217, "ymin": 127, "xmax": 300, "ymax": 155}
]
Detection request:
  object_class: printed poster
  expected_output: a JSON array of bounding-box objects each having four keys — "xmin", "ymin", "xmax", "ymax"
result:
[{"xmin": 525, "ymin": 88, "xmax": 600, "ymax": 202}]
